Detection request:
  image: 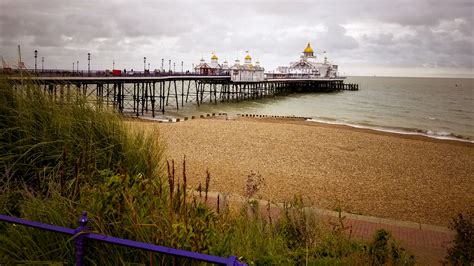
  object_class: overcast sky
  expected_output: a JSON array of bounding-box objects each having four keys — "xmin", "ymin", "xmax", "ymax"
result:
[{"xmin": 1, "ymin": 0, "xmax": 473, "ymax": 77}]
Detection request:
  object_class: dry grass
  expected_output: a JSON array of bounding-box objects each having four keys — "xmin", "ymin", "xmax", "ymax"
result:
[{"xmin": 135, "ymin": 117, "xmax": 474, "ymax": 226}]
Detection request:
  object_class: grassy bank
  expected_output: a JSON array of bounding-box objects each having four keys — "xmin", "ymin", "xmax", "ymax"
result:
[{"xmin": 0, "ymin": 77, "xmax": 415, "ymax": 265}]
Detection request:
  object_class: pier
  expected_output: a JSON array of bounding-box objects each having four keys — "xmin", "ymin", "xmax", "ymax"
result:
[{"xmin": 5, "ymin": 71, "xmax": 359, "ymax": 116}]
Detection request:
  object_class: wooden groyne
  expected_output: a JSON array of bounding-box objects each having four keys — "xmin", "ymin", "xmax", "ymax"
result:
[{"xmin": 7, "ymin": 75, "xmax": 358, "ymax": 116}]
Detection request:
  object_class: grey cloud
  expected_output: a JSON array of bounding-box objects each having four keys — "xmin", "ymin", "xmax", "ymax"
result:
[{"xmin": 0, "ymin": 0, "xmax": 472, "ymax": 75}]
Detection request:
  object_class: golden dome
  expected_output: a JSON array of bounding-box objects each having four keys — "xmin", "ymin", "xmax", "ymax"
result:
[
  {"xmin": 303, "ymin": 42, "xmax": 314, "ymax": 53},
  {"xmin": 211, "ymin": 54, "xmax": 218, "ymax": 60},
  {"xmin": 245, "ymin": 54, "xmax": 252, "ymax": 60}
]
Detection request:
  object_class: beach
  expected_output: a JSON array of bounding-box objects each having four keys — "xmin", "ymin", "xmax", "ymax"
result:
[{"xmin": 133, "ymin": 116, "xmax": 474, "ymax": 226}]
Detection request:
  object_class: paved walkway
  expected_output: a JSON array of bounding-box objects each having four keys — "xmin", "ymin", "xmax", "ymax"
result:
[
  {"xmin": 200, "ymin": 191, "xmax": 454, "ymax": 265},
  {"xmin": 326, "ymin": 211, "xmax": 453, "ymax": 265}
]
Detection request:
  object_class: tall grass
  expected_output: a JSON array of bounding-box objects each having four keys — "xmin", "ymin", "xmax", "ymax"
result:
[
  {"xmin": 0, "ymin": 76, "xmax": 415, "ymax": 265},
  {"xmin": 0, "ymin": 77, "xmax": 163, "ymax": 200}
]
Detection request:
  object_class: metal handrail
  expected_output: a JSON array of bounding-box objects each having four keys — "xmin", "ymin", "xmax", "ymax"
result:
[{"xmin": 0, "ymin": 212, "xmax": 245, "ymax": 266}]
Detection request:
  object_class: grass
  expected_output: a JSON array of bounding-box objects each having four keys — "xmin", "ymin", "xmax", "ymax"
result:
[{"xmin": 0, "ymin": 76, "xmax": 415, "ymax": 265}]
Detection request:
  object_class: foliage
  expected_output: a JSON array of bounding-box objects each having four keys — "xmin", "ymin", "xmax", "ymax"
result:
[
  {"xmin": 446, "ymin": 212, "xmax": 474, "ymax": 265},
  {"xmin": 368, "ymin": 229, "xmax": 415, "ymax": 266},
  {"xmin": 0, "ymin": 77, "xmax": 163, "ymax": 199}
]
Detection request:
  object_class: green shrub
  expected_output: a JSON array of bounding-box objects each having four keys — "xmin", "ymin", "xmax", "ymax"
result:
[
  {"xmin": 368, "ymin": 229, "xmax": 415, "ymax": 266},
  {"xmin": 446, "ymin": 212, "xmax": 474, "ymax": 265}
]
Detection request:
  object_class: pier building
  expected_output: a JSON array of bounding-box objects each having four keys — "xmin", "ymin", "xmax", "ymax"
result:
[
  {"xmin": 271, "ymin": 43, "xmax": 339, "ymax": 78},
  {"xmin": 195, "ymin": 51, "xmax": 264, "ymax": 82},
  {"xmin": 194, "ymin": 53, "xmax": 231, "ymax": 75},
  {"xmin": 230, "ymin": 52, "xmax": 265, "ymax": 82}
]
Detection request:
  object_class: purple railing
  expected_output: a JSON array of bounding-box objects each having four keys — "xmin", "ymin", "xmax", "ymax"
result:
[{"xmin": 0, "ymin": 211, "xmax": 246, "ymax": 266}]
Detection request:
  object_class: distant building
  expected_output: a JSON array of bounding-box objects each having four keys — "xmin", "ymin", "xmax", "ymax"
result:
[
  {"xmin": 194, "ymin": 53, "xmax": 229, "ymax": 75},
  {"xmin": 230, "ymin": 51, "xmax": 265, "ymax": 82},
  {"xmin": 272, "ymin": 43, "xmax": 339, "ymax": 78},
  {"xmin": 194, "ymin": 51, "xmax": 264, "ymax": 82}
]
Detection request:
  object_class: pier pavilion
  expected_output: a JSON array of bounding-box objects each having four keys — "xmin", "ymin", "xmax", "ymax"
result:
[{"xmin": 270, "ymin": 42, "xmax": 339, "ymax": 79}]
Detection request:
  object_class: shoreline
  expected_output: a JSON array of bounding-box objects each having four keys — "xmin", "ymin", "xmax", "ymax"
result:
[
  {"xmin": 251, "ymin": 116, "xmax": 473, "ymax": 146},
  {"xmin": 131, "ymin": 114, "xmax": 474, "ymax": 146},
  {"xmin": 130, "ymin": 110, "xmax": 474, "ymax": 144},
  {"xmin": 306, "ymin": 117, "xmax": 473, "ymax": 144}
]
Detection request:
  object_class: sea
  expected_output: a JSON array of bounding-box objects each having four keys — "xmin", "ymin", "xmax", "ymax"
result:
[{"xmin": 157, "ymin": 76, "xmax": 474, "ymax": 143}]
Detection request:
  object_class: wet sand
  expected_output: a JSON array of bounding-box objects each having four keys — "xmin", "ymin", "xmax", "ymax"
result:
[{"xmin": 132, "ymin": 117, "xmax": 474, "ymax": 226}]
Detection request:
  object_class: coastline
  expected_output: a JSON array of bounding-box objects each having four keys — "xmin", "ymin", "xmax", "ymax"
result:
[
  {"xmin": 131, "ymin": 116, "xmax": 474, "ymax": 226},
  {"xmin": 134, "ymin": 114, "xmax": 473, "ymax": 145},
  {"xmin": 306, "ymin": 117, "xmax": 474, "ymax": 143}
]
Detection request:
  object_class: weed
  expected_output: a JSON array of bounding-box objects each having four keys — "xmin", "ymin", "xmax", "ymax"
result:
[{"xmin": 446, "ymin": 212, "xmax": 474, "ymax": 265}]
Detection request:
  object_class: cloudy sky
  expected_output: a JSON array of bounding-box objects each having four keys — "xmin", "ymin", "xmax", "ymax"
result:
[{"xmin": 1, "ymin": 0, "xmax": 473, "ymax": 77}]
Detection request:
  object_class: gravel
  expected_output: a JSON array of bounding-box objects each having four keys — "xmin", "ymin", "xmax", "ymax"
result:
[{"xmin": 132, "ymin": 117, "xmax": 474, "ymax": 226}]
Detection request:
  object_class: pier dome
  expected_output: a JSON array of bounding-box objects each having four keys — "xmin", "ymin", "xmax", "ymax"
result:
[
  {"xmin": 211, "ymin": 54, "xmax": 218, "ymax": 60},
  {"xmin": 244, "ymin": 51, "xmax": 252, "ymax": 65},
  {"xmin": 303, "ymin": 42, "xmax": 314, "ymax": 57}
]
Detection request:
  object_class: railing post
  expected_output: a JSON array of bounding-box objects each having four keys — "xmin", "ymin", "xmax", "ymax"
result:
[
  {"xmin": 74, "ymin": 211, "xmax": 89, "ymax": 266},
  {"xmin": 227, "ymin": 255, "xmax": 237, "ymax": 266}
]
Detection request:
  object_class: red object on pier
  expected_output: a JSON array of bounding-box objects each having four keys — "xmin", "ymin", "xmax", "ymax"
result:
[{"xmin": 112, "ymin": 69, "xmax": 122, "ymax": 76}]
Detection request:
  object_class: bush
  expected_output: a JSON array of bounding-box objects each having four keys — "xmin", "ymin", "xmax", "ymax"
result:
[
  {"xmin": 446, "ymin": 212, "xmax": 474, "ymax": 265},
  {"xmin": 368, "ymin": 229, "xmax": 415, "ymax": 266}
]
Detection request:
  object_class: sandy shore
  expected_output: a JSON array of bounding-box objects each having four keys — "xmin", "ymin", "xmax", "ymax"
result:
[{"xmin": 132, "ymin": 116, "xmax": 474, "ymax": 226}]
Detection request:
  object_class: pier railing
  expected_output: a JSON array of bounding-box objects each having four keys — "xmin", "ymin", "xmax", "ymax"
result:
[
  {"xmin": 1, "ymin": 68, "xmax": 229, "ymax": 78},
  {"xmin": 0, "ymin": 211, "xmax": 246, "ymax": 266}
]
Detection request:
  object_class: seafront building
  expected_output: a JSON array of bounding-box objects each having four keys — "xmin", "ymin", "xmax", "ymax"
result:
[
  {"xmin": 194, "ymin": 53, "xmax": 226, "ymax": 75},
  {"xmin": 195, "ymin": 52, "xmax": 264, "ymax": 82},
  {"xmin": 194, "ymin": 43, "xmax": 339, "ymax": 81},
  {"xmin": 230, "ymin": 52, "xmax": 265, "ymax": 82},
  {"xmin": 270, "ymin": 43, "xmax": 339, "ymax": 78}
]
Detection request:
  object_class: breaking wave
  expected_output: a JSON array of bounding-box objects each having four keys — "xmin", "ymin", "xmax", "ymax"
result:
[{"xmin": 307, "ymin": 117, "xmax": 474, "ymax": 143}]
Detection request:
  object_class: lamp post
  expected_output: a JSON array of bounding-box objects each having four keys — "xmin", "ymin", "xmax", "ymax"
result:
[
  {"xmin": 181, "ymin": 61, "xmax": 183, "ymax": 73},
  {"xmin": 77, "ymin": 61, "xmax": 79, "ymax": 73},
  {"xmin": 113, "ymin": 60, "xmax": 115, "ymax": 70},
  {"xmin": 161, "ymin": 58, "xmax": 164, "ymax": 71},
  {"xmin": 34, "ymin": 50, "xmax": 38, "ymax": 72},
  {"xmin": 143, "ymin": 57, "xmax": 146, "ymax": 72},
  {"xmin": 168, "ymin": 60, "xmax": 171, "ymax": 72},
  {"xmin": 87, "ymin": 53, "xmax": 91, "ymax": 75},
  {"xmin": 173, "ymin": 62, "xmax": 175, "ymax": 72},
  {"xmin": 41, "ymin": 57, "xmax": 44, "ymax": 72},
  {"xmin": 192, "ymin": 63, "xmax": 194, "ymax": 73},
  {"xmin": 73, "ymin": 62, "xmax": 75, "ymax": 73}
]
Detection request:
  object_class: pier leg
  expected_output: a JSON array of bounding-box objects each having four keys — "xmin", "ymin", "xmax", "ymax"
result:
[
  {"xmin": 152, "ymin": 82, "xmax": 156, "ymax": 118},
  {"xmin": 185, "ymin": 80, "xmax": 191, "ymax": 103},
  {"xmin": 166, "ymin": 81, "xmax": 171, "ymax": 106},
  {"xmin": 174, "ymin": 80, "xmax": 179, "ymax": 111}
]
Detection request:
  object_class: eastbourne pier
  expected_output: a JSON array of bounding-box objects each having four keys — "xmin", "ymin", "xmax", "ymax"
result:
[
  {"xmin": 5, "ymin": 73, "xmax": 357, "ymax": 116},
  {"xmin": 3, "ymin": 43, "xmax": 359, "ymax": 116}
]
